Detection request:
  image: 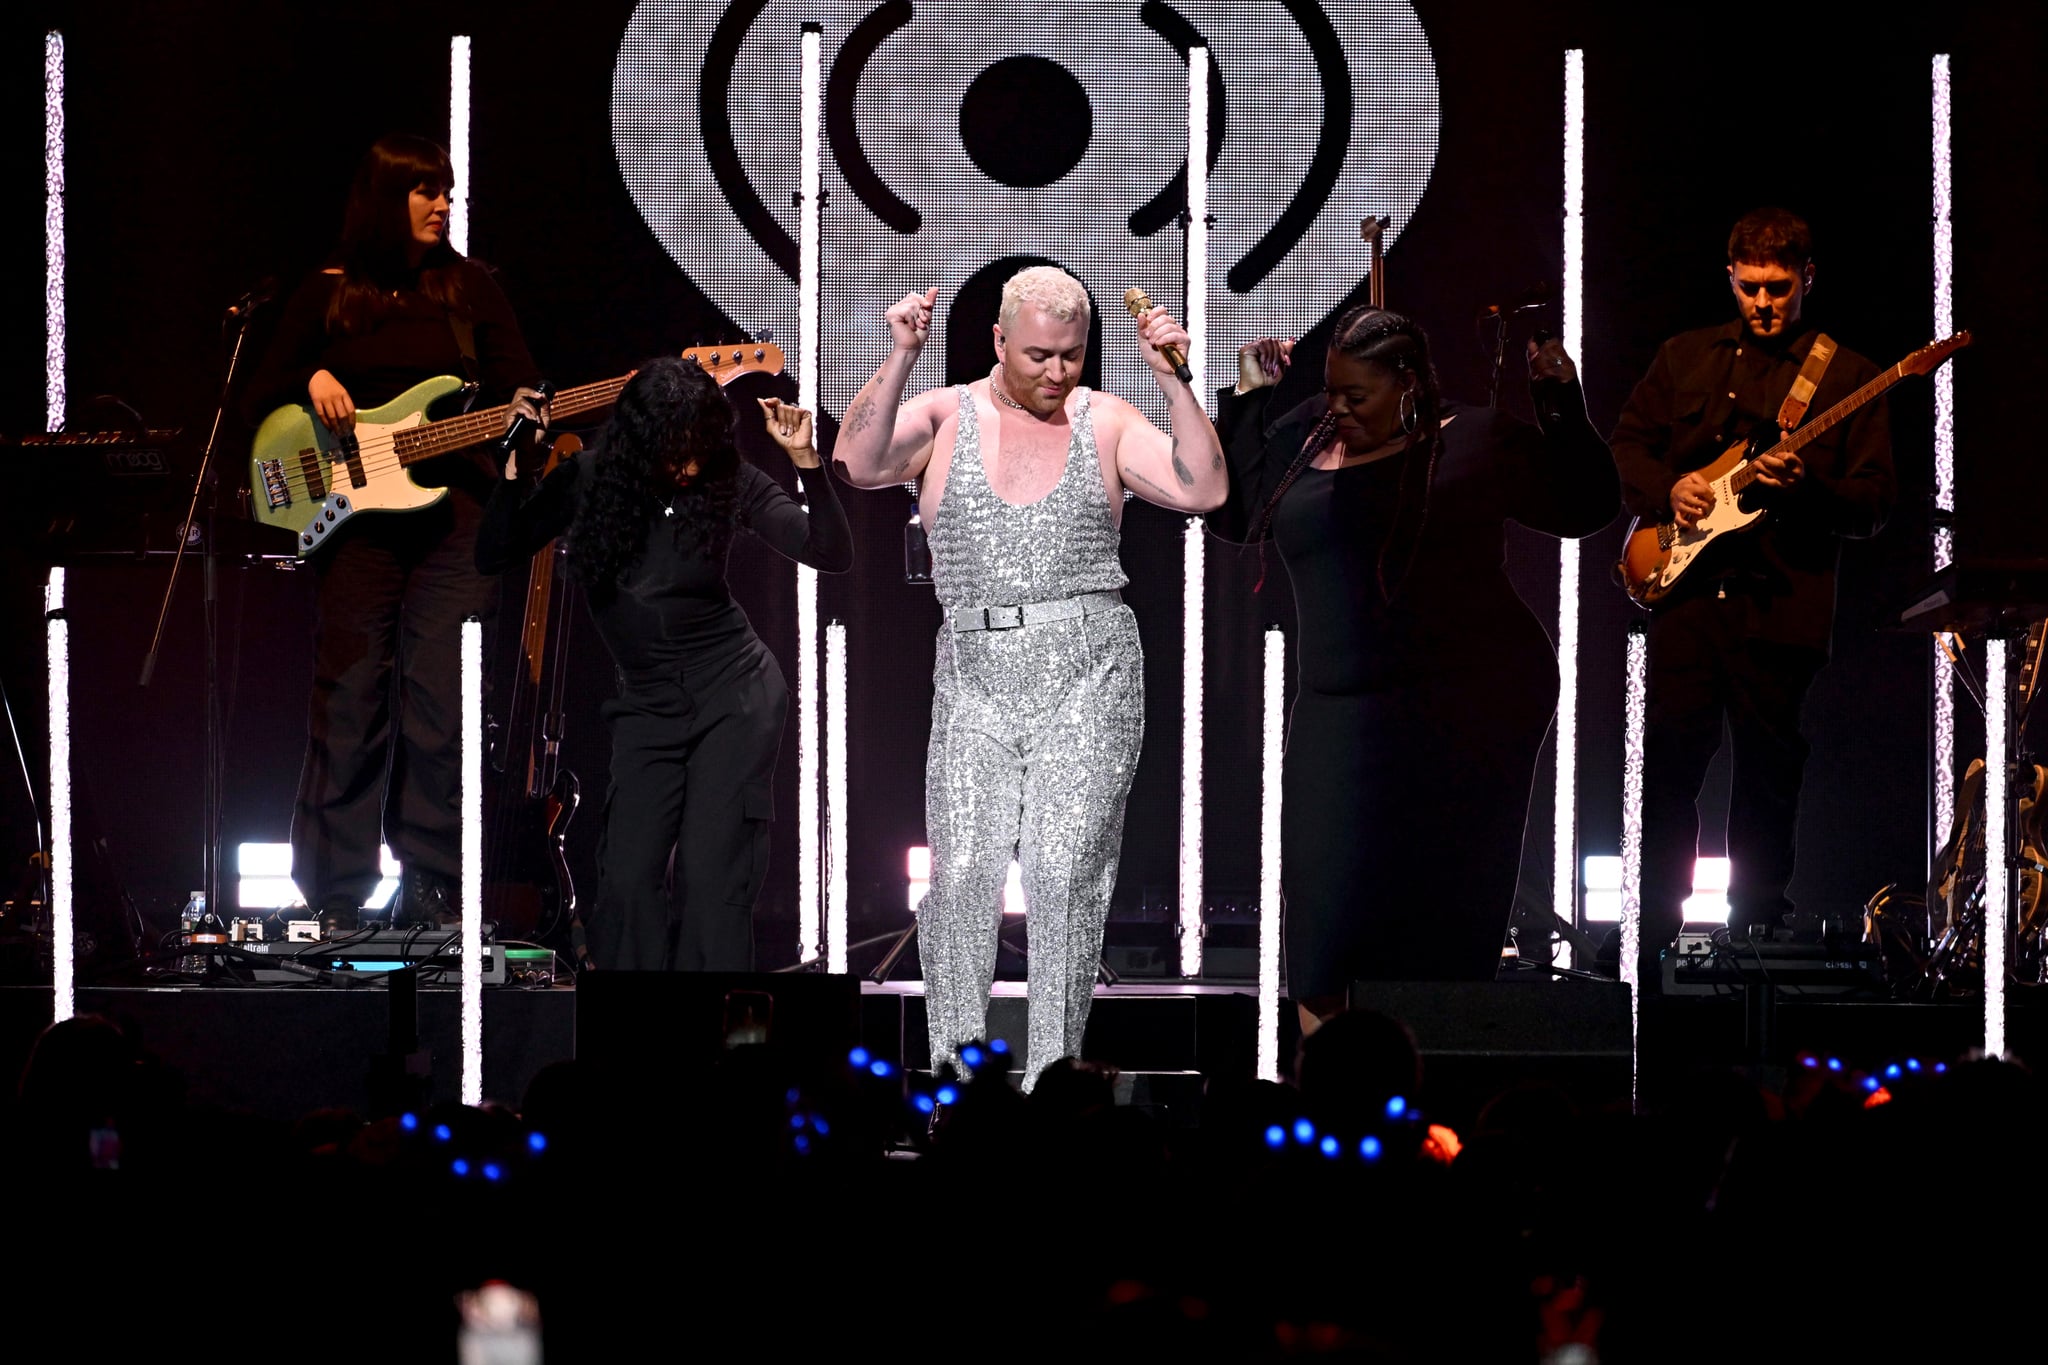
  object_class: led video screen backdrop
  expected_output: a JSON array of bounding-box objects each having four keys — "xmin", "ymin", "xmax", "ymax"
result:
[{"xmin": 613, "ymin": 0, "xmax": 1439, "ymax": 423}]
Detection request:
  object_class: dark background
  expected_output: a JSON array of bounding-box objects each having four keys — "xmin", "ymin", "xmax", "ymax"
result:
[{"xmin": 0, "ymin": 1, "xmax": 2014, "ymax": 972}]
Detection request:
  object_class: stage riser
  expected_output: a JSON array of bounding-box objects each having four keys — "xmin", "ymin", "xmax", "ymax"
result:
[
  {"xmin": 873, "ymin": 991, "xmax": 1257, "ymax": 1076},
  {"xmin": 0, "ymin": 987, "xmax": 573, "ymax": 1123}
]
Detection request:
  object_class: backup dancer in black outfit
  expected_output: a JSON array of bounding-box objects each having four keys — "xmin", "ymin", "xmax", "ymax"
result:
[
  {"xmin": 1210, "ymin": 308, "xmax": 1618, "ymax": 1029},
  {"xmin": 243, "ymin": 134, "xmax": 548, "ymax": 930},
  {"xmin": 476, "ymin": 358, "xmax": 851, "ymax": 970}
]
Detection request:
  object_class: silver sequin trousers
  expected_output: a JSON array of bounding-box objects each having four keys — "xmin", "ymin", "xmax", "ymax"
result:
[{"xmin": 920, "ymin": 607, "xmax": 1144, "ymax": 1089}]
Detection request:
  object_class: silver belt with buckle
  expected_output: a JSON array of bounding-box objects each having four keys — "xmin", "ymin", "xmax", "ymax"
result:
[{"xmin": 949, "ymin": 589, "xmax": 1122, "ymax": 633}]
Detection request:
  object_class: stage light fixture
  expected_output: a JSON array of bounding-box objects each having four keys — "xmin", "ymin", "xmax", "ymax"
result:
[
  {"xmin": 449, "ymin": 36, "xmax": 470, "ymax": 255},
  {"xmin": 1985, "ymin": 636, "xmax": 2007, "ymax": 1058},
  {"xmin": 796, "ymin": 23, "xmax": 824, "ymax": 968},
  {"xmin": 47, "ymin": 568, "xmax": 71, "ymax": 1023},
  {"xmin": 1931, "ymin": 54, "xmax": 1956, "ymax": 861},
  {"xmin": 461, "ymin": 616, "xmax": 484, "ymax": 1106},
  {"xmin": 1187, "ymin": 46, "xmax": 1209, "ymax": 396},
  {"xmin": 1621, "ymin": 621, "xmax": 1647, "ymax": 1105},
  {"xmin": 826, "ymin": 620, "xmax": 848, "ymax": 973},
  {"xmin": 1258, "ymin": 626, "xmax": 1284, "ymax": 1081},
  {"xmin": 44, "ymin": 30, "xmax": 64, "ymax": 431},
  {"xmin": 1180, "ymin": 517, "xmax": 1204, "ymax": 977},
  {"xmin": 1554, "ymin": 49, "xmax": 1587, "ymax": 971}
]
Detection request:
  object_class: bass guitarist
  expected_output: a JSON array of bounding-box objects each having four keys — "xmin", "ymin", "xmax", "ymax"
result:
[
  {"xmin": 1606, "ymin": 207, "xmax": 1895, "ymax": 981},
  {"xmin": 243, "ymin": 134, "xmax": 550, "ymax": 933}
]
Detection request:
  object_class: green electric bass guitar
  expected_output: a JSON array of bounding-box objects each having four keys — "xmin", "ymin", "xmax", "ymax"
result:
[{"xmin": 248, "ymin": 341, "xmax": 786, "ymax": 556}]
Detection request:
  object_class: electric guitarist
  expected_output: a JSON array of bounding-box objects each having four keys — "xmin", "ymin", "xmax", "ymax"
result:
[
  {"xmin": 241, "ymin": 134, "xmax": 551, "ymax": 934},
  {"xmin": 1605, "ymin": 207, "xmax": 1896, "ymax": 980}
]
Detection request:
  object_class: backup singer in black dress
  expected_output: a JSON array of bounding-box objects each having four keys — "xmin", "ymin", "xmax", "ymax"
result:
[
  {"xmin": 1210, "ymin": 308, "xmax": 1618, "ymax": 1025},
  {"xmin": 243, "ymin": 134, "xmax": 548, "ymax": 929},
  {"xmin": 476, "ymin": 358, "xmax": 851, "ymax": 970}
]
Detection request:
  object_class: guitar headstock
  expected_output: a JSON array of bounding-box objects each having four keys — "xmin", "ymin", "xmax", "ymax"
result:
[
  {"xmin": 683, "ymin": 341, "xmax": 787, "ymax": 386},
  {"xmin": 1903, "ymin": 330, "xmax": 1972, "ymax": 376}
]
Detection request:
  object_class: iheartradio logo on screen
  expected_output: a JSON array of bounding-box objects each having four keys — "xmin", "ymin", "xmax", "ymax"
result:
[{"xmin": 613, "ymin": 0, "xmax": 1439, "ymax": 416}]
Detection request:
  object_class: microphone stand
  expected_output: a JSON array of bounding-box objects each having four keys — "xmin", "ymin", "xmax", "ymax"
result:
[
  {"xmin": 139, "ymin": 294, "xmax": 260, "ymax": 927},
  {"xmin": 1486, "ymin": 310, "xmax": 1511, "ymax": 410}
]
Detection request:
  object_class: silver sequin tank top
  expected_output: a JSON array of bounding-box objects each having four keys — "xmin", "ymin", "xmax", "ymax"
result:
[{"xmin": 930, "ymin": 385, "xmax": 1128, "ymax": 610}]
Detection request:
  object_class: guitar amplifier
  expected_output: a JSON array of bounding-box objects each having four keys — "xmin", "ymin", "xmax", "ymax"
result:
[
  {"xmin": 239, "ymin": 929, "xmax": 508, "ymax": 985},
  {"xmin": 1663, "ymin": 932, "xmax": 1884, "ymax": 996}
]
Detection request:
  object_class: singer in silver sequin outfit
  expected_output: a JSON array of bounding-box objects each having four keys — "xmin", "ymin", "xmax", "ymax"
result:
[{"xmin": 835, "ymin": 267, "xmax": 1227, "ymax": 1086}]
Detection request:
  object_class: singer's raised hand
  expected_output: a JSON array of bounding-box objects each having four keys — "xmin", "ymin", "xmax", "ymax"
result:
[
  {"xmin": 1136, "ymin": 306, "xmax": 1191, "ymax": 379},
  {"xmin": 888, "ymin": 288, "xmax": 938, "ymax": 353},
  {"xmin": 1236, "ymin": 338, "xmax": 1295, "ymax": 393},
  {"xmin": 497, "ymin": 386, "xmax": 553, "ymax": 478}
]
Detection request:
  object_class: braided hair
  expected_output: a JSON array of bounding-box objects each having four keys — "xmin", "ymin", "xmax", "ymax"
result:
[
  {"xmin": 567, "ymin": 356, "xmax": 742, "ymax": 596},
  {"xmin": 1251, "ymin": 307, "xmax": 1442, "ymax": 602}
]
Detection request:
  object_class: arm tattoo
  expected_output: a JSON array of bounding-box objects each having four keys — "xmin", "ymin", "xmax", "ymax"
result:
[
  {"xmin": 845, "ymin": 397, "xmax": 878, "ymax": 437},
  {"xmin": 1170, "ymin": 436, "xmax": 1195, "ymax": 488},
  {"xmin": 1128, "ymin": 468, "xmax": 1176, "ymax": 500}
]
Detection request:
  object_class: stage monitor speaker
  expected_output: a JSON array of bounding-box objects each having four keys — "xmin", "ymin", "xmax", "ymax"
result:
[
  {"xmin": 576, "ymin": 971, "xmax": 862, "ymax": 1085},
  {"xmin": 1345, "ymin": 980, "xmax": 1631, "ymax": 1122}
]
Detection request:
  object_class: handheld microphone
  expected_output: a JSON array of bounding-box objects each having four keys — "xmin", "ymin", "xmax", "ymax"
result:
[
  {"xmin": 1123, "ymin": 288, "xmax": 1195, "ymax": 384},
  {"xmin": 1477, "ymin": 281, "xmax": 1553, "ymax": 320},
  {"xmin": 496, "ymin": 379, "xmax": 556, "ymax": 456}
]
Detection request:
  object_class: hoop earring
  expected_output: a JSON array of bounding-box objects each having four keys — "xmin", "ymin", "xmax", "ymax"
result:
[{"xmin": 1398, "ymin": 389, "xmax": 1418, "ymax": 435}]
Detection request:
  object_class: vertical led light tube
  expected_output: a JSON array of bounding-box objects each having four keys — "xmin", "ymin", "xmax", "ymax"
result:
[
  {"xmin": 460, "ymin": 617, "xmax": 484, "ymax": 1105},
  {"xmin": 796, "ymin": 23, "xmax": 824, "ymax": 964},
  {"xmin": 1554, "ymin": 49, "xmax": 1587, "ymax": 964},
  {"xmin": 47, "ymin": 569, "xmax": 71, "ymax": 1023},
  {"xmin": 45, "ymin": 30, "xmax": 65, "ymax": 431},
  {"xmin": 1258, "ymin": 626, "xmax": 1285, "ymax": 1081},
  {"xmin": 1186, "ymin": 46, "xmax": 1209, "ymax": 398},
  {"xmin": 1984, "ymin": 636, "xmax": 2007, "ymax": 1058},
  {"xmin": 1179, "ymin": 518, "xmax": 1205, "ymax": 976},
  {"xmin": 448, "ymin": 36, "xmax": 471, "ymax": 255},
  {"xmin": 826, "ymin": 621, "xmax": 848, "ymax": 974},
  {"xmin": 1620, "ymin": 622, "xmax": 1647, "ymax": 1105},
  {"xmin": 1932, "ymin": 54, "xmax": 1956, "ymax": 853}
]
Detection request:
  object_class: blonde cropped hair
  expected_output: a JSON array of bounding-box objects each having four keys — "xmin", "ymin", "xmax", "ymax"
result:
[{"xmin": 998, "ymin": 265, "xmax": 1092, "ymax": 330}]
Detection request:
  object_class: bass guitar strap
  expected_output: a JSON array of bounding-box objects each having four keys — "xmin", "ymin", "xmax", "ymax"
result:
[
  {"xmin": 1775, "ymin": 332, "xmax": 1836, "ymax": 430},
  {"xmin": 447, "ymin": 313, "xmax": 482, "ymax": 413}
]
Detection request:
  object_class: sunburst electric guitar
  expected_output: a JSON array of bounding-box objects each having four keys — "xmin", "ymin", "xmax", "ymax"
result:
[
  {"xmin": 1617, "ymin": 331, "xmax": 1970, "ymax": 608},
  {"xmin": 248, "ymin": 342, "xmax": 786, "ymax": 556}
]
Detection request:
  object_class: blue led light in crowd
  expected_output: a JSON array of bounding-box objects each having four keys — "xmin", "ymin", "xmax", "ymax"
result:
[
  {"xmin": 1885, "ymin": 1064, "xmax": 1901, "ymax": 1079},
  {"xmin": 1799, "ymin": 1055, "xmax": 1818, "ymax": 1069},
  {"xmin": 1264, "ymin": 1125, "xmax": 1286, "ymax": 1149},
  {"xmin": 1318, "ymin": 1136, "xmax": 1340, "ymax": 1158},
  {"xmin": 1906, "ymin": 1058, "xmax": 1923, "ymax": 1072},
  {"xmin": 936, "ymin": 1085, "xmax": 959, "ymax": 1106},
  {"xmin": 961, "ymin": 1045, "xmax": 985, "ymax": 1069},
  {"xmin": 1360, "ymin": 1136, "xmax": 1382, "ymax": 1161},
  {"xmin": 452, "ymin": 1158, "xmax": 470, "ymax": 1176},
  {"xmin": 1292, "ymin": 1118, "xmax": 1315, "ymax": 1145},
  {"xmin": 813, "ymin": 1118, "xmax": 830, "ymax": 1136},
  {"xmin": 400, "ymin": 1112, "xmax": 419, "ymax": 1131},
  {"xmin": 1862, "ymin": 1076, "xmax": 1881, "ymax": 1092},
  {"xmin": 848, "ymin": 1048, "xmax": 871, "ymax": 1068},
  {"xmin": 1826, "ymin": 1057, "xmax": 1843, "ymax": 1072},
  {"xmin": 869, "ymin": 1059, "xmax": 894, "ymax": 1078},
  {"xmin": 794, "ymin": 1135, "xmax": 811, "ymax": 1154},
  {"xmin": 434, "ymin": 1123, "xmax": 453, "ymax": 1142},
  {"xmin": 989, "ymin": 1039, "xmax": 1009, "ymax": 1054},
  {"xmin": 528, "ymin": 1132, "xmax": 547, "ymax": 1153},
  {"xmin": 914, "ymin": 1094, "xmax": 936, "ymax": 1114},
  {"xmin": 483, "ymin": 1163, "xmax": 503, "ymax": 1182},
  {"xmin": 1385, "ymin": 1095, "xmax": 1408, "ymax": 1119},
  {"xmin": 786, "ymin": 1087, "xmax": 802, "ymax": 1104},
  {"xmin": 1935, "ymin": 1063, "xmax": 1947, "ymax": 1074},
  {"xmin": 791, "ymin": 1114, "xmax": 807, "ymax": 1130}
]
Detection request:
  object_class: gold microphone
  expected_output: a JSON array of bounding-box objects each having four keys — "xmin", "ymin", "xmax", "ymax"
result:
[{"xmin": 1123, "ymin": 288, "xmax": 1194, "ymax": 383}]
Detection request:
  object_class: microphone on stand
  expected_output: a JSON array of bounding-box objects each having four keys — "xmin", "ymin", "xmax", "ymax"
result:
[
  {"xmin": 1123, "ymin": 288, "xmax": 1195, "ymax": 383},
  {"xmin": 224, "ymin": 278, "xmax": 277, "ymax": 322},
  {"xmin": 1476, "ymin": 281, "xmax": 1553, "ymax": 320}
]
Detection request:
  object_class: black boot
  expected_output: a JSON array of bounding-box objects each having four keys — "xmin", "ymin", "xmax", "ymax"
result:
[{"xmin": 396, "ymin": 868, "xmax": 454, "ymax": 927}]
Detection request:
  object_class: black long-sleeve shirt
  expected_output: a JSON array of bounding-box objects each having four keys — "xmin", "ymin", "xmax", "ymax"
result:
[
  {"xmin": 1210, "ymin": 381, "xmax": 1619, "ymax": 694},
  {"xmin": 242, "ymin": 260, "xmax": 542, "ymax": 500},
  {"xmin": 476, "ymin": 452, "xmax": 852, "ymax": 677},
  {"xmin": 1609, "ymin": 319, "xmax": 1895, "ymax": 649}
]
